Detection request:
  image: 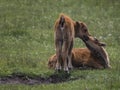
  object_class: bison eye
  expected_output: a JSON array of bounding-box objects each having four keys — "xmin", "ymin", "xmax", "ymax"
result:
[
  {"xmin": 94, "ymin": 38, "xmax": 99, "ymax": 42},
  {"xmin": 83, "ymin": 35, "xmax": 89, "ymax": 41},
  {"xmin": 82, "ymin": 28, "xmax": 87, "ymax": 32},
  {"xmin": 84, "ymin": 29, "xmax": 87, "ymax": 32}
]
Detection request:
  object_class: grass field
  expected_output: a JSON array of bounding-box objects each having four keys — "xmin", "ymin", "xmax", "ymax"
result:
[{"xmin": 0, "ymin": 0, "xmax": 120, "ymax": 89}]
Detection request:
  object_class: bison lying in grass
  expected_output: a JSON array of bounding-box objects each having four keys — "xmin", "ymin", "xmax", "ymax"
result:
[
  {"xmin": 52, "ymin": 13, "xmax": 111, "ymax": 71},
  {"xmin": 48, "ymin": 35, "xmax": 111, "ymax": 69}
]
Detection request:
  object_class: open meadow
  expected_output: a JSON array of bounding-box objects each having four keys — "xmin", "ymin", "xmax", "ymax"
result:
[{"xmin": 0, "ymin": 0, "xmax": 120, "ymax": 90}]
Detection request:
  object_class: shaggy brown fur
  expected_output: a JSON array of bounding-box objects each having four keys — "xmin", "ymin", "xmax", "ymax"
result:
[
  {"xmin": 81, "ymin": 35, "xmax": 111, "ymax": 68},
  {"xmin": 48, "ymin": 48, "xmax": 108, "ymax": 69},
  {"xmin": 74, "ymin": 21, "xmax": 91, "ymax": 38},
  {"xmin": 48, "ymin": 36, "xmax": 111, "ymax": 69},
  {"xmin": 54, "ymin": 13, "xmax": 74, "ymax": 73},
  {"xmin": 74, "ymin": 21, "xmax": 111, "ymax": 68}
]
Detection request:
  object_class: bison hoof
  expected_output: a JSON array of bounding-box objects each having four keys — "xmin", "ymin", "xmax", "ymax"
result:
[
  {"xmin": 64, "ymin": 68, "xmax": 69, "ymax": 74},
  {"xmin": 68, "ymin": 66, "xmax": 73, "ymax": 70}
]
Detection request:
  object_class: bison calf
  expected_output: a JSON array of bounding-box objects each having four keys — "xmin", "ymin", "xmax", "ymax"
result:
[
  {"xmin": 48, "ymin": 36, "xmax": 111, "ymax": 69},
  {"xmin": 48, "ymin": 48, "xmax": 110, "ymax": 69},
  {"xmin": 54, "ymin": 13, "xmax": 75, "ymax": 73},
  {"xmin": 81, "ymin": 35, "xmax": 111, "ymax": 68}
]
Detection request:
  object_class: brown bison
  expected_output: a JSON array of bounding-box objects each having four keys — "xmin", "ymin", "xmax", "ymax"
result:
[
  {"xmin": 54, "ymin": 13, "xmax": 75, "ymax": 73},
  {"xmin": 48, "ymin": 35, "xmax": 111, "ymax": 69},
  {"xmin": 81, "ymin": 35, "xmax": 111, "ymax": 68},
  {"xmin": 74, "ymin": 21, "xmax": 111, "ymax": 68},
  {"xmin": 74, "ymin": 21, "xmax": 91, "ymax": 38}
]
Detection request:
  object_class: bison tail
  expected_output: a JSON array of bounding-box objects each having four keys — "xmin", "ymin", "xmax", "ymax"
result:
[{"xmin": 59, "ymin": 15, "xmax": 65, "ymax": 30}]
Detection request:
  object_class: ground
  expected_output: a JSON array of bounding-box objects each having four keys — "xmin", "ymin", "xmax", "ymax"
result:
[{"xmin": 0, "ymin": 0, "xmax": 120, "ymax": 90}]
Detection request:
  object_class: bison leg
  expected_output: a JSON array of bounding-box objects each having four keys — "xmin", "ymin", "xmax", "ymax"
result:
[
  {"xmin": 55, "ymin": 40, "xmax": 62, "ymax": 71},
  {"xmin": 62, "ymin": 41, "xmax": 70, "ymax": 73},
  {"xmin": 68, "ymin": 40, "xmax": 73, "ymax": 69}
]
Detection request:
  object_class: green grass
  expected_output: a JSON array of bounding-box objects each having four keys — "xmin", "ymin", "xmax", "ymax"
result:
[{"xmin": 0, "ymin": 0, "xmax": 120, "ymax": 89}]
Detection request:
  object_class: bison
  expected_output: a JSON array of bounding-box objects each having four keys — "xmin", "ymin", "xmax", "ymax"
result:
[
  {"xmin": 48, "ymin": 35, "xmax": 111, "ymax": 69},
  {"xmin": 54, "ymin": 13, "xmax": 75, "ymax": 73}
]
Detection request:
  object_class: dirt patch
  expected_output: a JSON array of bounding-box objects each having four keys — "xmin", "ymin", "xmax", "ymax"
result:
[{"xmin": 0, "ymin": 72, "xmax": 79, "ymax": 85}]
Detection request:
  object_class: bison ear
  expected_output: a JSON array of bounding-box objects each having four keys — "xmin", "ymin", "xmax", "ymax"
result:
[
  {"xmin": 99, "ymin": 43, "xmax": 106, "ymax": 47},
  {"xmin": 80, "ymin": 22, "xmax": 86, "ymax": 28},
  {"xmin": 94, "ymin": 38, "xmax": 106, "ymax": 47},
  {"xmin": 75, "ymin": 21, "xmax": 80, "ymax": 28}
]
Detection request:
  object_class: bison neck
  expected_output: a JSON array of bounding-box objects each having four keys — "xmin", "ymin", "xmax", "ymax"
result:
[{"xmin": 85, "ymin": 43, "xmax": 107, "ymax": 68}]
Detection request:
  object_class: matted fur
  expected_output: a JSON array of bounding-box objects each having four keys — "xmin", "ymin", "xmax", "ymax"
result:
[
  {"xmin": 74, "ymin": 21, "xmax": 91, "ymax": 38},
  {"xmin": 74, "ymin": 21, "xmax": 111, "ymax": 68},
  {"xmin": 54, "ymin": 13, "xmax": 75, "ymax": 72},
  {"xmin": 81, "ymin": 35, "xmax": 111, "ymax": 68},
  {"xmin": 48, "ymin": 48, "xmax": 109, "ymax": 69}
]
